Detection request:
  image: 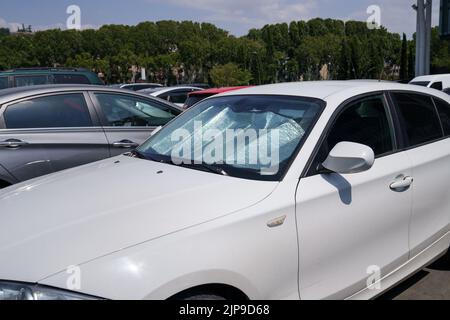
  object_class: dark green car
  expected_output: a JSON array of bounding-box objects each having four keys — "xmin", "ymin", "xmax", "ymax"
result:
[{"xmin": 0, "ymin": 67, "xmax": 103, "ymax": 90}]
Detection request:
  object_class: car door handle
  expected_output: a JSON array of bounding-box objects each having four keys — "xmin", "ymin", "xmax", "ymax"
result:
[
  {"xmin": 0, "ymin": 139, "xmax": 29, "ymax": 148},
  {"xmin": 112, "ymin": 140, "xmax": 140, "ymax": 148},
  {"xmin": 390, "ymin": 176, "xmax": 414, "ymax": 191}
]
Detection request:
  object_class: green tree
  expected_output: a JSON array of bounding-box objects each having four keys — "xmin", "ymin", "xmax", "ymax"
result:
[
  {"xmin": 0, "ymin": 18, "xmax": 416, "ymax": 83},
  {"xmin": 408, "ymin": 44, "xmax": 415, "ymax": 79},
  {"xmin": 431, "ymin": 27, "xmax": 450, "ymax": 73},
  {"xmin": 209, "ymin": 63, "xmax": 252, "ymax": 87},
  {"xmin": 0, "ymin": 28, "xmax": 10, "ymax": 36}
]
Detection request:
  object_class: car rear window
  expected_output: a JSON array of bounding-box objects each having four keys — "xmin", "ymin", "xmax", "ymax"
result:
[
  {"xmin": 184, "ymin": 94, "xmax": 213, "ymax": 108},
  {"xmin": 430, "ymin": 82, "xmax": 443, "ymax": 91},
  {"xmin": 168, "ymin": 90, "xmax": 196, "ymax": 104},
  {"xmin": 53, "ymin": 74, "xmax": 91, "ymax": 85},
  {"xmin": 410, "ymin": 81, "xmax": 430, "ymax": 87},
  {"xmin": 4, "ymin": 93, "xmax": 92, "ymax": 129}
]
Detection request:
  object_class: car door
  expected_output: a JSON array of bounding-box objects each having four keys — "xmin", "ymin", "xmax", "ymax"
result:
[
  {"xmin": 390, "ymin": 92, "xmax": 450, "ymax": 257},
  {"xmin": 0, "ymin": 92, "xmax": 110, "ymax": 182},
  {"xmin": 90, "ymin": 92, "xmax": 180, "ymax": 156},
  {"xmin": 295, "ymin": 93, "xmax": 413, "ymax": 299}
]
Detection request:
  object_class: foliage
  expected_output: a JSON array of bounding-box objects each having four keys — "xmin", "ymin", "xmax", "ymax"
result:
[
  {"xmin": 431, "ymin": 27, "xmax": 450, "ymax": 74},
  {"xmin": 0, "ymin": 28, "xmax": 10, "ymax": 36},
  {"xmin": 0, "ymin": 18, "xmax": 437, "ymax": 84},
  {"xmin": 209, "ymin": 63, "xmax": 252, "ymax": 87}
]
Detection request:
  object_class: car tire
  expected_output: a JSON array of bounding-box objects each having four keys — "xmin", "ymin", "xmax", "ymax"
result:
[
  {"xmin": 0, "ymin": 181, "xmax": 10, "ymax": 189},
  {"xmin": 182, "ymin": 294, "xmax": 227, "ymax": 301}
]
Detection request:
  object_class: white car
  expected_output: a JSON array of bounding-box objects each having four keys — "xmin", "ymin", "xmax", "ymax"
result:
[
  {"xmin": 140, "ymin": 86, "xmax": 204, "ymax": 107},
  {"xmin": 1, "ymin": 81, "xmax": 450, "ymax": 300},
  {"xmin": 410, "ymin": 74, "xmax": 450, "ymax": 92}
]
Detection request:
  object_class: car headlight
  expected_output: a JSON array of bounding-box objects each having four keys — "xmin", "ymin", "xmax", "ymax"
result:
[{"xmin": 0, "ymin": 281, "xmax": 102, "ymax": 300}]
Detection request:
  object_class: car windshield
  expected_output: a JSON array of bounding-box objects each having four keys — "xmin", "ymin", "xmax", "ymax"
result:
[
  {"xmin": 137, "ymin": 95, "xmax": 324, "ymax": 181},
  {"xmin": 410, "ymin": 81, "xmax": 430, "ymax": 87}
]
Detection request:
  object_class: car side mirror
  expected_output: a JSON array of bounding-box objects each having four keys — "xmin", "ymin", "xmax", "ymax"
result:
[
  {"xmin": 151, "ymin": 126, "xmax": 163, "ymax": 136},
  {"xmin": 321, "ymin": 142, "xmax": 375, "ymax": 174}
]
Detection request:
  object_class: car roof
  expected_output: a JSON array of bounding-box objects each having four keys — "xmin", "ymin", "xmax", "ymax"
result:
[
  {"xmin": 138, "ymin": 87, "xmax": 168, "ymax": 94},
  {"xmin": 173, "ymin": 83, "xmax": 210, "ymax": 88},
  {"xmin": 0, "ymin": 68, "xmax": 95, "ymax": 76},
  {"xmin": 189, "ymin": 86, "xmax": 253, "ymax": 96},
  {"xmin": 147, "ymin": 86, "xmax": 204, "ymax": 95},
  {"xmin": 0, "ymin": 84, "xmax": 183, "ymax": 111},
  {"xmin": 215, "ymin": 81, "xmax": 450, "ymax": 102},
  {"xmin": 121, "ymin": 83, "xmax": 163, "ymax": 87},
  {"xmin": 410, "ymin": 74, "xmax": 450, "ymax": 83}
]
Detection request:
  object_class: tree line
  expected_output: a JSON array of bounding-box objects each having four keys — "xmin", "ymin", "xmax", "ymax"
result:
[{"xmin": 0, "ymin": 19, "xmax": 449, "ymax": 85}]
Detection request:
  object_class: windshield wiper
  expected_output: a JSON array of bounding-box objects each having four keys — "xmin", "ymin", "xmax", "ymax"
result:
[
  {"xmin": 128, "ymin": 150, "xmax": 228, "ymax": 176},
  {"xmin": 128, "ymin": 150, "xmax": 163, "ymax": 163},
  {"xmin": 126, "ymin": 149, "xmax": 145, "ymax": 159},
  {"xmin": 189, "ymin": 163, "xmax": 229, "ymax": 176},
  {"xmin": 171, "ymin": 160, "xmax": 229, "ymax": 176}
]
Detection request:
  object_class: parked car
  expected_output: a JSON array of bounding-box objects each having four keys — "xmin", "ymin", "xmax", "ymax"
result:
[
  {"xmin": 0, "ymin": 68, "xmax": 103, "ymax": 90},
  {"xmin": 410, "ymin": 74, "xmax": 450, "ymax": 91},
  {"xmin": 0, "ymin": 85, "xmax": 182, "ymax": 188},
  {"xmin": 173, "ymin": 83, "xmax": 211, "ymax": 89},
  {"xmin": 1, "ymin": 81, "xmax": 450, "ymax": 300},
  {"xmin": 183, "ymin": 86, "xmax": 253, "ymax": 109},
  {"xmin": 110, "ymin": 83, "xmax": 163, "ymax": 91},
  {"xmin": 139, "ymin": 86, "xmax": 204, "ymax": 107}
]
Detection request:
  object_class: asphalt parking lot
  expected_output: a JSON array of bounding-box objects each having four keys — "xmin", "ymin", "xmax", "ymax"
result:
[{"xmin": 379, "ymin": 251, "xmax": 450, "ymax": 300}]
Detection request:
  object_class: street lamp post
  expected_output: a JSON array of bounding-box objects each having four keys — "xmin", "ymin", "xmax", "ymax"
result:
[{"xmin": 413, "ymin": 0, "xmax": 433, "ymax": 76}]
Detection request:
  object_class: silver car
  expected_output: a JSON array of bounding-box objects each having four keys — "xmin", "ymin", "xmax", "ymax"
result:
[{"xmin": 0, "ymin": 85, "xmax": 182, "ymax": 188}]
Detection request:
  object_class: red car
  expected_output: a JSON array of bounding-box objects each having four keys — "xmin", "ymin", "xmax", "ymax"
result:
[{"xmin": 183, "ymin": 86, "xmax": 253, "ymax": 109}]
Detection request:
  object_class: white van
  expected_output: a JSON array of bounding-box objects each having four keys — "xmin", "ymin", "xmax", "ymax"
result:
[{"xmin": 410, "ymin": 74, "xmax": 450, "ymax": 94}]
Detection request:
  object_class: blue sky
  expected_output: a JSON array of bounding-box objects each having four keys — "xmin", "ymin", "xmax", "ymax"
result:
[{"xmin": 0, "ymin": 0, "xmax": 441, "ymax": 37}]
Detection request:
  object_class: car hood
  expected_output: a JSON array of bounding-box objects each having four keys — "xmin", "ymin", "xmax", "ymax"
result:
[{"xmin": 0, "ymin": 155, "xmax": 277, "ymax": 282}]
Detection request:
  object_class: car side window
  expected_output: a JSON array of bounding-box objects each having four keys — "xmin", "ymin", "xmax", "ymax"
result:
[
  {"xmin": 53, "ymin": 74, "xmax": 90, "ymax": 85},
  {"xmin": 309, "ymin": 95, "xmax": 394, "ymax": 175},
  {"xmin": 168, "ymin": 91, "xmax": 190, "ymax": 104},
  {"xmin": 94, "ymin": 93, "xmax": 178, "ymax": 127},
  {"xmin": 4, "ymin": 93, "xmax": 92, "ymax": 129},
  {"xmin": 391, "ymin": 92, "xmax": 443, "ymax": 147},
  {"xmin": 0, "ymin": 77, "xmax": 8, "ymax": 89},
  {"xmin": 158, "ymin": 93, "xmax": 170, "ymax": 101},
  {"xmin": 430, "ymin": 82, "xmax": 443, "ymax": 91},
  {"xmin": 433, "ymin": 98, "xmax": 450, "ymax": 136},
  {"xmin": 14, "ymin": 75, "xmax": 48, "ymax": 87}
]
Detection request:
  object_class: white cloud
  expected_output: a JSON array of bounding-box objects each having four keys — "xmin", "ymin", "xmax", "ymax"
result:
[
  {"xmin": 161, "ymin": 0, "xmax": 441, "ymax": 37},
  {"xmin": 0, "ymin": 18, "xmax": 23, "ymax": 32},
  {"xmin": 163, "ymin": 0, "xmax": 317, "ymax": 30}
]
